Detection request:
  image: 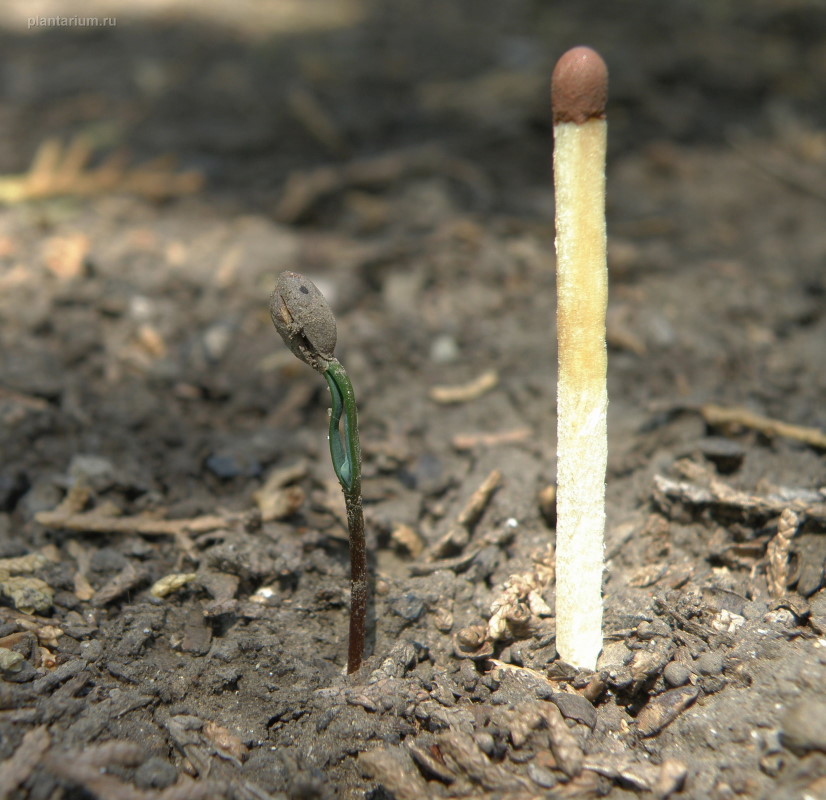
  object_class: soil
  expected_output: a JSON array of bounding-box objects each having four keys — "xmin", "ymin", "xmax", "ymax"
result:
[{"xmin": 2, "ymin": 2, "xmax": 826, "ymax": 799}]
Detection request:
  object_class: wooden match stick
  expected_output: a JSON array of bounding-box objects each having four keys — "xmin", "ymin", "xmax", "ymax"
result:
[{"xmin": 551, "ymin": 46, "xmax": 609, "ymax": 670}]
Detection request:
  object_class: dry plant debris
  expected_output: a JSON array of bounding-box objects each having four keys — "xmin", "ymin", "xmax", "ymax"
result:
[
  {"xmin": 274, "ymin": 144, "xmax": 491, "ymax": 223},
  {"xmin": 700, "ymin": 403, "xmax": 826, "ymax": 450},
  {"xmin": 427, "ymin": 469, "xmax": 502, "ymax": 558},
  {"xmin": 767, "ymin": 508, "xmax": 800, "ymax": 598},
  {"xmin": 487, "ymin": 548, "xmax": 555, "ymax": 642},
  {"xmin": 0, "ymin": 726, "xmax": 51, "ymax": 797},
  {"xmin": 653, "ymin": 468, "xmax": 826, "ymax": 526},
  {"xmin": 451, "ymin": 427, "xmax": 532, "ymax": 451},
  {"xmin": 35, "ymin": 508, "xmax": 232, "ymax": 537},
  {"xmin": 0, "ymin": 136, "xmax": 203, "ymax": 204},
  {"xmin": 429, "ymin": 369, "xmax": 499, "ymax": 404}
]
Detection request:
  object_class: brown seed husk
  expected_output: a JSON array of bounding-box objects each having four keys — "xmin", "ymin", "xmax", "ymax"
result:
[{"xmin": 270, "ymin": 271, "xmax": 337, "ymax": 372}]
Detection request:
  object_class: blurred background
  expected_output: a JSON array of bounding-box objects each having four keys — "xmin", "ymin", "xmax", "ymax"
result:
[{"xmin": 3, "ymin": 0, "xmax": 826, "ymax": 215}]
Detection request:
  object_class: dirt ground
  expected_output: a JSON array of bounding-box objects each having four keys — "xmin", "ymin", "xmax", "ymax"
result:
[{"xmin": 2, "ymin": 1, "xmax": 826, "ymax": 798}]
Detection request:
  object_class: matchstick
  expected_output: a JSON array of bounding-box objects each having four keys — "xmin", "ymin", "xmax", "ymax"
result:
[{"xmin": 551, "ymin": 46, "xmax": 609, "ymax": 670}]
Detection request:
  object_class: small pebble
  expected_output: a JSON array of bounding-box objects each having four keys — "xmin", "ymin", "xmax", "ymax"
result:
[
  {"xmin": 205, "ymin": 450, "xmax": 261, "ymax": 480},
  {"xmin": 80, "ymin": 640, "xmax": 104, "ymax": 662},
  {"xmin": 458, "ymin": 660, "xmax": 478, "ymax": 691},
  {"xmin": 0, "ymin": 647, "xmax": 25, "ymax": 675},
  {"xmin": 810, "ymin": 593, "xmax": 826, "ymax": 618},
  {"xmin": 20, "ymin": 480, "xmax": 63, "ymax": 518},
  {"xmin": 408, "ymin": 453, "xmax": 447, "ymax": 495},
  {"xmin": 389, "ymin": 593, "xmax": 425, "ymax": 622},
  {"xmin": 694, "ymin": 652, "xmax": 724, "ymax": 676},
  {"xmin": 68, "ymin": 454, "xmax": 117, "ymax": 491},
  {"xmin": 474, "ymin": 731, "xmax": 495, "ymax": 755},
  {"xmin": 780, "ymin": 700, "xmax": 826, "ymax": 755},
  {"xmin": 430, "ymin": 334, "xmax": 460, "ymax": 364},
  {"xmin": 0, "ymin": 576, "xmax": 54, "ymax": 614},
  {"xmin": 741, "ymin": 600, "xmax": 767, "ymax": 620},
  {"xmin": 202, "ymin": 321, "xmax": 235, "ymax": 363},
  {"xmin": 663, "ymin": 661, "xmax": 691, "ymax": 688},
  {"xmin": 527, "ymin": 762, "xmax": 557, "ymax": 788}
]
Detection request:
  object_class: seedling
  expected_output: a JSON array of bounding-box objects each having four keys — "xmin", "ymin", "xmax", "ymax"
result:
[
  {"xmin": 270, "ymin": 271, "xmax": 367, "ymax": 674},
  {"xmin": 551, "ymin": 47, "xmax": 609, "ymax": 670}
]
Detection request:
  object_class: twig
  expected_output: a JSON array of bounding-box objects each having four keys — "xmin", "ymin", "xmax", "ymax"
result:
[
  {"xmin": 35, "ymin": 509, "xmax": 231, "ymax": 537},
  {"xmin": 427, "ymin": 470, "xmax": 501, "ymax": 559},
  {"xmin": 451, "ymin": 427, "xmax": 532, "ymax": 451},
  {"xmin": 701, "ymin": 403, "xmax": 826, "ymax": 450},
  {"xmin": 287, "ymin": 86, "xmax": 349, "ymax": 156},
  {"xmin": 429, "ymin": 370, "xmax": 498, "ymax": 404},
  {"xmin": 274, "ymin": 144, "xmax": 491, "ymax": 223},
  {"xmin": 410, "ymin": 524, "xmax": 514, "ymax": 576}
]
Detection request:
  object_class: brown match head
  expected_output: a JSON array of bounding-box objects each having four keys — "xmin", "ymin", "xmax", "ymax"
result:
[{"xmin": 551, "ymin": 46, "xmax": 608, "ymax": 124}]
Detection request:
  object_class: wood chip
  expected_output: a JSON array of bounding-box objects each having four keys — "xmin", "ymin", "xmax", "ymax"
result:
[
  {"xmin": 635, "ymin": 686, "xmax": 700, "ymax": 737},
  {"xmin": 391, "ymin": 523, "xmax": 425, "ymax": 557},
  {"xmin": 151, "ymin": 572, "xmax": 198, "ymax": 598},
  {"xmin": 253, "ymin": 486, "xmax": 304, "ymax": 522},
  {"xmin": 767, "ymin": 508, "xmax": 799, "ymax": 598},
  {"xmin": 656, "ymin": 758, "xmax": 689, "ymax": 798},
  {"xmin": 429, "ymin": 370, "xmax": 498, "ymax": 404},
  {"xmin": 92, "ymin": 562, "xmax": 150, "ymax": 606},
  {"xmin": 203, "ymin": 721, "xmax": 247, "ymax": 765}
]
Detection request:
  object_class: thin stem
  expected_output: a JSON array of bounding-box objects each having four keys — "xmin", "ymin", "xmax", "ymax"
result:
[{"xmin": 325, "ymin": 359, "xmax": 367, "ymax": 674}]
